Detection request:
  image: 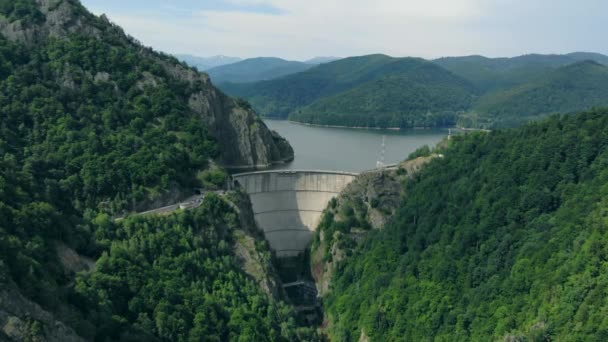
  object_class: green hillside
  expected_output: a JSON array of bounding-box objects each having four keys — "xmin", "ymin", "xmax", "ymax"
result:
[
  {"xmin": 222, "ymin": 55, "xmax": 475, "ymax": 126},
  {"xmin": 434, "ymin": 52, "xmax": 608, "ymax": 92},
  {"xmin": 207, "ymin": 57, "xmax": 313, "ymax": 84},
  {"xmin": 223, "ymin": 52, "xmax": 608, "ymax": 130},
  {"xmin": 321, "ymin": 108, "xmax": 608, "ymax": 341},
  {"xmin": 463, "ymin": 61, "xmax": 608, "ymax": 128},
  {"xmin": 290, "ymin": 62, "xmax": 475, "ymax": 128},
  {"xmin": 221, "ymin": 54, "xmax": 397, "ymax": 118},
  {"xmin": 0, "ymin": 0, "xmax": 303, "ymax": 340}
]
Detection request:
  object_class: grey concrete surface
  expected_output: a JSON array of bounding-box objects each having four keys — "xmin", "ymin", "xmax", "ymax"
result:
[{"xmin": 233, "ymin": 170, "xmax": 357, "ymax": 258}]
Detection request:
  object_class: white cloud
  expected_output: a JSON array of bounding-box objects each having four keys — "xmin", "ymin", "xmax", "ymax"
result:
[{"xmin": 86, "ymin": 0, "xmax": 608, "ymax": 60}]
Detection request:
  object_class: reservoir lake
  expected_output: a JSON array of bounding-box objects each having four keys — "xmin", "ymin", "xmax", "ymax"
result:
[{"xmin": 264, "ymin": 120, "xmax": 447, "ymax": 172}]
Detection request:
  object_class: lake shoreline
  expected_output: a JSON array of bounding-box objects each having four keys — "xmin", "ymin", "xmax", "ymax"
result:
[
  {"xmin": 263, "ymin": 119, "xmax": 447, "ymax": 172},
  {"xmin": 264, "ymin": 118, "xmax": 489, "ymax": 133},
  {"xmin": 284, "ymin": 120, "xmax": 448, "ymax": 131}
]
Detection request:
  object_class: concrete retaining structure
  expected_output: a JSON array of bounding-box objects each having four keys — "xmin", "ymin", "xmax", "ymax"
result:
[{"xmin": 233, "ymin": 170, "xmax": 358, "ymax": 258}]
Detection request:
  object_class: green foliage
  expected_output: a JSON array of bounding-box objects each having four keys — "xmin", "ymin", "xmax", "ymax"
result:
[
  {"xmin": 75, "ymin": 195, "xmax": 300, "ymax": 341},
  {"xmin": 407, "ymin": 145, "xmax": 432, "ymax": 160},
  {"xmin": 198, "ymin": 167, "xmax": 228, "ymax": 189},
  {"xmin": 0, "ymin": 32, "xmax": 218, "ymax": 214},
  {"xmin": 465, "ymin": 61, "xmax": 608, "ymax": 128},
  {"xmin": 435, "ymin": 53, "xmax": 608, "ymax": 93},
  {"xmin": 289, "ymin": 68, "xmax": 472, "ymax": 128},
  {"xmin": 0, "ymin": 2, "xmax": 302, "ymax": 340},
  {"xmin": 225, "ymin": 53, "xmax": 608, "ymax": 130},
  {"xmin": 324, "ymin": 109, "xmax": 608, "ymax": 341},
  {"xmin": 314, "ymin": 197, "xmax": 371, "ymax": 263},
  {"xmin": 222, "ymin": 55, "xmax": 475, "ymax": 128},
  {"xmin": 0, "ymin": 0, "xmax": 45, "ymax": 24}
]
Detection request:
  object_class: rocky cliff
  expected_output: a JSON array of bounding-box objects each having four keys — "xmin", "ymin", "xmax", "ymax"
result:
[
  {"xmin": 227, "ymin": 190, "xmax": 285, "ymax": 299},
  {"xmin": 0, "ymin": 283, "xmax": 84, "ymax": 342},
  {"xmin": 0, "ymin": 0, "xmax": 293, "ymax": 169}
]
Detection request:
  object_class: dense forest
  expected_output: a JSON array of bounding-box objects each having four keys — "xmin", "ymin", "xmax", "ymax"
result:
[
  {"xmin": 321, "ymin": 108, "xmax": 608, "ymax": 341},
  {"xmin": 221, "ymin": 55, "xmax": 476, "ymax": 126},
  {"xmin": 434, "ymin": 52, "xmax": 608, "ymax": 92},
  {"xmin": 462, "ymin": 61, "xmax": 608, "ymax": 128},
  {"xmin": 222, "ymin": 52, "xmax": 608, "ymax": 129},
  {"xmin": 5, "ymin": 0, "xmax": 608, "ymax": 341},
  {"xmin": 0, "ymin": 30, "xmax": 221, "ymax": 213},
  {"xmin": 74, "ymin": 194, "xmax": 312, "ymax": 341},
  {"xmin": 289, "ymin": 65, "xmax": 474, "ymax": 128},
  {"xmin": 0, "ymin": 0, "xmax": 303, "ymax": 340}
]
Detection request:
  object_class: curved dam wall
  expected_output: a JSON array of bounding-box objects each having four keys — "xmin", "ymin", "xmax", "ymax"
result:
[{"xmin": 233, "ymin": 171, "xmax": 358, "ymax": 258}]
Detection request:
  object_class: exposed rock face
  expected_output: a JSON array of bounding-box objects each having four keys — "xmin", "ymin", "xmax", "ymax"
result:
[
  {"xmin": 56, "ymin": 243, "xmax": 96, "ymax": 275},
  {"xmin": 228, "ymin": 191, "xmax": 284, "ymax": 299},
  {"xmin": 0, "ymin": 0, "xmax": 101, "ymax": 44},
  {"xmin": 188, "ymin": 90, "xmax": 294, "ymax": 168},
  {"xmin": 0, "ymin": 284, "xmax": 84, "ymax": 342},
  {"xmin": 311, "ymin": 156, "xmax": 437, "ymax": 297},
  {"xmin": 0, "ymin": 0, "xmax": 294, "ymax": 169}
]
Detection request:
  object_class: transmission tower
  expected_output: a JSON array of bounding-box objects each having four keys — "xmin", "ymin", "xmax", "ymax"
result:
[{"xmin": 376, "ymin": 135, "xmax": 386, "ymax": 168}]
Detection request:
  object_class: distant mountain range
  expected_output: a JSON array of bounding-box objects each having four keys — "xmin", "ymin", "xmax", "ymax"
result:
[
  {"xmin": 435, "ymin": 52, "xmax": 608, "ymax": 92},
  {"xmin": 206, "ymin": 57, "xmax": 314, "ymax": 84},
  {"xmin": 175, "ymin": 54, "xmax": 242, "ymax": 70},
  {"xmin": 217, "ymin": 52, "xmax": 608, "ymax": 129},
  {"xmin": 176, "ymin": 54, "xmax": 341, "ymax": 75},
  {"xmin": 221, "ymin": 54, "xmax": 477, "ymax": 128},
  {"xmin": 462, "ymin": 60, "xmax": 608, "ymax": 127},
  {"xmin": 304, "ymin": 56, "xmax": 341, "ymax": 64}
]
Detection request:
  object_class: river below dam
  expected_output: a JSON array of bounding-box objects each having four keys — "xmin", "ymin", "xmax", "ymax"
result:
[{"xmin": 265, "ymin": 120, "xmax": 448, "ymax": 172}]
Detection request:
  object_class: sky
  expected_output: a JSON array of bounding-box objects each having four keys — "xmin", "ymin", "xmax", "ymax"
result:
[{"xmin": 80, "ymin": 0, "xmax": 608, "ymax": 61}]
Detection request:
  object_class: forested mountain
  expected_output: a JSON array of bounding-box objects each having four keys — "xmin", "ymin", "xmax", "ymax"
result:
[
  {"xmin": 319, "ymin": 108, "xmax": 608, "ymax": 341},
  {"xmin": 221, "ymin": 54, "xmax": 476, "ymax": 127},
  {"xmin": 75, "ymin": 194, "xmax": 312, "ymax": 341},
  {"xmin": 434, "ymin": 52, "xmax": 608, "ymax": 92},
  {"xmin": 207, "ymin": 57, "xmax": 313, "ymax": 84},
  {"xmin": 222, "ymin": 52, "xmax": 608, "ymax": 129},
  {"xmin": 463, "ymin": 61, "xmax": 608, "ymax": 128},
  {"xmin": 0, "ymin": 0, "xmax": 303, "ymax": 340},
  {"xmin": 290, "ymin": 62, "xmax": 475, "ymax": 128},
  {"xmin": 175, "ymin": 54, "xmax": 241, "ymax": 71},
  {"xmin": 304, "ymin": 56, "xmax": 341, "ymax": 65}
]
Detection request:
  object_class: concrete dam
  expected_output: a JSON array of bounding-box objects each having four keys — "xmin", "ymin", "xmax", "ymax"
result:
[{"xmin": 233, "ymin": 170, "xmax": 358, "ymax": 258}]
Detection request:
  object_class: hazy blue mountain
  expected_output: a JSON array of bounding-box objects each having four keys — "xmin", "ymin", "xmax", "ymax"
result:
[
  {"xmin": 290, "ymin": 61, "xmax": 476, "ymax": 128},
  {"xmin": 304, "ymin": 56, "xmax": 342, "ymax": 64},
  {"xmin": 567, "ymin": 52, "xmax": 608, "ymax": 65},
  {"xmin": 463, "ymin": 60, "xmax": 608, "ymax": 128},
  {"xmin": 206, "ymin": 57, "xmax": 314, "ymax": 84},
  {"xmin": 221, "ymin": 54, "xmax": 476, "ymax": 127},
  {"xmin": 176, "ymin": 54, "xmax": 242, "ymax": 70},
  {"xmin": 434, "ymin": 52, "xmax": 608, "ymax": 91}
]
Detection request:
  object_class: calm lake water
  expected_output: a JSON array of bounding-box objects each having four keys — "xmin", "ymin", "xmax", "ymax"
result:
[{"xmin": 265, "ymin": 120, "xmax": 447, "ymax": 172}]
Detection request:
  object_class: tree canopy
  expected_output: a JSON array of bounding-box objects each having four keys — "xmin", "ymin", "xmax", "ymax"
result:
[{"xmin": 323, "ymin": 109, "xmax": 608, "ymax": 341}]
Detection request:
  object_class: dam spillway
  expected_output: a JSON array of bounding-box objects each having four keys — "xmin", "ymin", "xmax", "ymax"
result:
[{"xmin": 233, "ymin": 170, "xmax": 358, "ymax": 258}]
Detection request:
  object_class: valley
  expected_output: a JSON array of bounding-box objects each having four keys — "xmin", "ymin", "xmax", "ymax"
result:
[
  {"xmin": 218, "ymin": 53, "xmax": 608, "ymax": 130},
  {"xmin": 2, "ymin": 0, "xmax": 608, "ymax": 341}
]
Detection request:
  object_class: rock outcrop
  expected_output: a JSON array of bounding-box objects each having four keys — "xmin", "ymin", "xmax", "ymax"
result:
[
  {"xmin": 311, "ymin": 156, "xmax": 437, "ymax": 296},
  {"xmin": 226, "ymin": 191, "xmax": 288, "ymax": 300},
  {"xmin": 0, "ymin": 284, "xmax": 84, "ymax": 342},
  {"xmin": 0, "ymin": 0, "xmax": 294, "ymax": 169}
]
